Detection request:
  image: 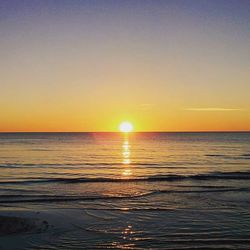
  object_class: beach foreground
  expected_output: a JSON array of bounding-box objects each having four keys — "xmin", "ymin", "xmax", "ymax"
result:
[
  {"xmin": 0, "ymin": 209, "xmax": 98, "ymax": 250},
  {"xmin": 1, "ymin": 203, "xmax": 250, "ymax": 250}
]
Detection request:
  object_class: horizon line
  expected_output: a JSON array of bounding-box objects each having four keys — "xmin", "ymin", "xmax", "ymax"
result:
[{"xmin": 0, "ymin": 131, "xmax": 250, "ymax": 133}]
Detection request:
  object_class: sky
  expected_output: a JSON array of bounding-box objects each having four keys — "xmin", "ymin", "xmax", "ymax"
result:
[{"xmin": 0, "ymin": 0, "xmax": 250, "ymax": 132}]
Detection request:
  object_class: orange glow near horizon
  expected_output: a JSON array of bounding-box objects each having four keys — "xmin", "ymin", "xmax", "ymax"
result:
[{"xmin": 0, "ymin": 112, "xmax": 249, "ymax": 132}]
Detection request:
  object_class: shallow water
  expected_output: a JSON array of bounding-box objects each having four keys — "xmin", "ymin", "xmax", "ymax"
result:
[{"xmin": 0, "ymin": 132, "xmax": 250, "ymax": 249}]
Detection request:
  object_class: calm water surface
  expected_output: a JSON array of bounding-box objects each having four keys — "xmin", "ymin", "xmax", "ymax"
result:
[{"xmin": 0, "ymin": 132, "xmax": 250, "ymax": 249}]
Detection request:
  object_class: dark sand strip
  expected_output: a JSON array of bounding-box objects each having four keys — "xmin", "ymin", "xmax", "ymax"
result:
[{"xmin": 0, "ymin": 215, "xmax": 48, "ymax": 236}]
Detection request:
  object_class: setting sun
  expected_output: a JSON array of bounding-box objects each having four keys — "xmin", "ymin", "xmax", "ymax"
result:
[{"xmin": 119, "ymin": 122, "xmax": 133, "ymax": 133}]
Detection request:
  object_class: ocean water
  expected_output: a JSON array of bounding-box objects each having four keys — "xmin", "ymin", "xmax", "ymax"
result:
[{"xmin": 0, "ymin": 132, "xmax": 250, "ymax": 249}]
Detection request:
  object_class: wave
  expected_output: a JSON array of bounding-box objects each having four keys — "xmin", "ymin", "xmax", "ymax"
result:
[
  {"xmin": 0, "ymin": 162, "xmax": 187, "ymax": 167},
  {"xmin": 241, "ymin": 154, "xmax": 250, "ymax": 157},
  {"xmin": 0, "ymin": 187, "xmax": 249, "ymax": 204},
  {"xmin": 206, "ymin": 154, "xmax": 225, "ymax": 157},
  {"xmin": 205, "ymin": 154, "xmax": 250, "ymax": 160},
  {"xmin": 154, "ymin": 187, "xmax": 250, "ymax": 194},
  {"xmin": 1, "ymin": 155, "xmax": 250, "ymax": 169},
  {"xmin": 0, "ymin": 192, "xmax": 154, "ymax": 203},
  {"xmin": 1, "ymin": 171, "xmax": 250, "ymax": 185}
]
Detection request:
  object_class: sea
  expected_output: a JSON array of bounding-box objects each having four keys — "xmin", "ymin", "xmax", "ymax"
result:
[{"xmin": 0, "ymin": 132, "xmax": 250, "ymax": 249}]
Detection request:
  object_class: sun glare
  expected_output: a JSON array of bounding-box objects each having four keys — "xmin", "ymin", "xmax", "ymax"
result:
[{"xmin": 119, "ymin": 121, "xmax": 133, "ymax": 133}]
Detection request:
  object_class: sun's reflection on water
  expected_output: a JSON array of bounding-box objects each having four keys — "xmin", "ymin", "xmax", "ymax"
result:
[
  {"xmin": 122, "ymin": 224, "xmax": 133, "ymax": 240},
  {"xmin": 122, "ymin": 136, "xmax": 132, "ymax": 177},
  {"xmin": 122, "ymin": 168, "xmax": 132, "ymax": 176}
]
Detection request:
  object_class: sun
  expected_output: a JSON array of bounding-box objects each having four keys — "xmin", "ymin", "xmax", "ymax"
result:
[{"xmin": 119, "ymin": 121, "xmax": 133, "ymax": 133}]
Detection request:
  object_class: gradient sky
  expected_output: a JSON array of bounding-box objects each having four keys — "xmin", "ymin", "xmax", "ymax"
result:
[{"xmin": 0, "ymin": 0, "xmax": 250, "ymax": 132}]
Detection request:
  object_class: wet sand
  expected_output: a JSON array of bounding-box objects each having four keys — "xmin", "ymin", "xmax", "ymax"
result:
[
  {"xmin": 0, "ymin": 209, "xmax": 96, "ymax": 250},
  {"xmin": 0, "ymin": 210, "xmax": 52, "ymax": 250},
  {"xmin": 0, "ymin": 216, "xmax": 48, "ymax": 236}
]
